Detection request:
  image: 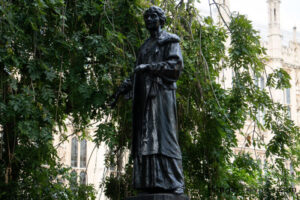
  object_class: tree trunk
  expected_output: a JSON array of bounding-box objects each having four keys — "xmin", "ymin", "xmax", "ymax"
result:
[{"xmin": 1, "ymin": 64, "xmax": 18, "ymax": 187}]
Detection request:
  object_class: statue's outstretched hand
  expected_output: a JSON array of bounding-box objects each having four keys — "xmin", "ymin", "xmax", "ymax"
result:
[
  {"xmin": 106, "ymin": 92, "xmax": 120, "ymax": 108},
  {"xmin": 134, "ymin": 64, "xmax": 150, "ymax": 73}
]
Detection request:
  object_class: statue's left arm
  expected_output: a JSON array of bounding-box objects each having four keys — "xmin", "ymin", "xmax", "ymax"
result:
[
  {"xmin": 149, "ymin": 42, "xmax": 183, "ymax": 82},
  {"xmin": 135, "ymin": 41, "xmax": 183, "ymax": 82}
]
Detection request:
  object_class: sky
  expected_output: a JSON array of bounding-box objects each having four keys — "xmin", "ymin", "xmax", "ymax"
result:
[{"xmin": 197, "ymin": 0, "xmax": 300, "ymax": 44}]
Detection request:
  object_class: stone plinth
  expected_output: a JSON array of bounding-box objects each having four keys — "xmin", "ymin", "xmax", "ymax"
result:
[{"xmin": 126, "ymin": 193, "xmax": 189, "ymax": 200}]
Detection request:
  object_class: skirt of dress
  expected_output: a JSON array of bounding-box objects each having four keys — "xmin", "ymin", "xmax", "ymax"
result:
[{"xmin": 133, "ymin": 154, "xmax": 184, "ymax": 192}]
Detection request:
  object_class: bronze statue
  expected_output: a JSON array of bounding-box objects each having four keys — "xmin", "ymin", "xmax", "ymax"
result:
[{"xmin": 110, "ymin": 6, "xmax": 185, "ymax": 196}]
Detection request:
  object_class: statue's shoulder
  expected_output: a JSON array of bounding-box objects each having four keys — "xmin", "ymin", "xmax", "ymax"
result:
[{"xmin": 158, "ymin": 31, "xmax": 180, "ymax": 45}]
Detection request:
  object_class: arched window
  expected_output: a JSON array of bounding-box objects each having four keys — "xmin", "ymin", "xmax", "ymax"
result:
[
  {"xmin": 274, "ymin": 8, "xmax": 276, "ymax": 21},
  {"xmin": 80, "ymin": 171, "xmax": 87, "ymax": 185},
  {"xmin": 71, "ymin": 137, "xmax": 78, "ymax": 167},
  {"xmin": 80, "ymin": 139, "xmax": 87, "ymax": 168}
]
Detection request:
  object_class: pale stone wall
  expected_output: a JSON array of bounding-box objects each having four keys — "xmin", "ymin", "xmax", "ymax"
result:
[{"xmin": 232, "ymin": 0, "xmax": 300, "ymax": 196}]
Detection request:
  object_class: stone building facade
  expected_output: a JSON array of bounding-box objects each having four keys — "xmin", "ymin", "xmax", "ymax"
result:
[{"xmin": 217, "ymin": 0, "xmax": 300, "ymax": 194}]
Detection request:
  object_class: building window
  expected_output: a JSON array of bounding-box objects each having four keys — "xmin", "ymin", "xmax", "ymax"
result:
[
  {"xmin": 260, "ymin": 76, "xmax": 265, "ymax": 89},
  {"xmin": 255, "ymin": 76, "xmax": 265, "ymax": 89},
  {"xmin": 274, "ymin": 8, "xmax": 276, "ymax": 21},
  {"xmin": 256, "ymin": 109, "xmax": 265, "ymax": 125},
  {"xmin": 80, "ymin": 171, "xmax": 87, "ymax": 185},
  {"xmin": 284, "ymin": 88, "xmax": 291, "ymax": 118},
  {"xmin": 71, "ymin": 137, "xmax": 78, "ymax": 167},
  {"xmin": 259, "ymin": 109, "xmax": 265, "ymax": 125},
  {"xmin": 286, "ymin": 88, "xmax": 291, "ymax": 105},
  {"xmin": 80, "ymin": 139, "xmax": 87, "ymax": 168}
]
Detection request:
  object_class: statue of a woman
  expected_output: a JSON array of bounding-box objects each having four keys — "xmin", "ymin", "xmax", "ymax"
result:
[{"xmin": 111, "ymin": 6, "xmax": 185, "ymax": 195}]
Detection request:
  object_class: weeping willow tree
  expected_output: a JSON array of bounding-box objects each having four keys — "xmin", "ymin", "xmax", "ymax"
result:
[{"xmin": 0, "ymin": 0, "xmax": 298, "ymax": 199}]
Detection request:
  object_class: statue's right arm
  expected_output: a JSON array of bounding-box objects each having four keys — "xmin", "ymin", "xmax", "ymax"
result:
[
  {"xmin": 118, "ymin": 74, "xmax": 133, "ymax": 99},
  {"xmin": 108, "ymin": 74, "xmax": 133, "ymax": 108}
]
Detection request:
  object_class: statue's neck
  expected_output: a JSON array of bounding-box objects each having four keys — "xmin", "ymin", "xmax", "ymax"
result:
[{"xmin": 149, "ymin": 27, "xmax": 162, "ymax": 39}]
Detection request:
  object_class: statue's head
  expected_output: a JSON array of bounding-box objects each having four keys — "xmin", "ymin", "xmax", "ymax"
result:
[{"xmin": 144, "ymin": 6, "xmax": 166, "ymax": 30}]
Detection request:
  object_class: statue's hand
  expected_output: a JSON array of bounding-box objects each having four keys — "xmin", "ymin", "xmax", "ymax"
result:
[
  {"xmin": 134, "ymin": 64, "xmax": 150, "ymax": 73},
  {"xmin": 106, "ymin": 92, "xmax": 120, "ymax": 108}
]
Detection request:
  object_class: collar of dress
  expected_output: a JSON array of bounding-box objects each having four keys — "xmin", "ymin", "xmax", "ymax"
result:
[{"xmin": 154, "ymin": 31, "xmax": 181, "ymax": 45}]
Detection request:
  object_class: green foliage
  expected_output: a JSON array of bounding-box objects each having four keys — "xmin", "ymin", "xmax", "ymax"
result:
[
  {"xmin": 267, "ymin": 68, "xmax": 291, "ymax": 89},
  {"xmin": 0, "ymin": 0, "xmax": 298, "ymax": 199},
  {"xmin": 69, "ymin": 171, "xmax": 96, "ymax": 200},
  {"xmin": 104, "ymin": 164, "xmax": 136, "ymax": 200},
  {"xmin": 0, "ymin": 0, "xmax": 109, "ymax": 198},
  {"xmin": 98, "ymin": 1, "xmax": 299, "ymax": 200}
]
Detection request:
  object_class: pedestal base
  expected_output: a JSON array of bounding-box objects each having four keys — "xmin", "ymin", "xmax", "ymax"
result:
[{"xmin": 126, "ymin": 193, "xmax": 189, "ymax": 200}]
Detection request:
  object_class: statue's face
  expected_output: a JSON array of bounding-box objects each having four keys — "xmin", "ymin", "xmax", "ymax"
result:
[{"xmin": 144, "ymin": 11, "xmax": 160, "ymax": 30}]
